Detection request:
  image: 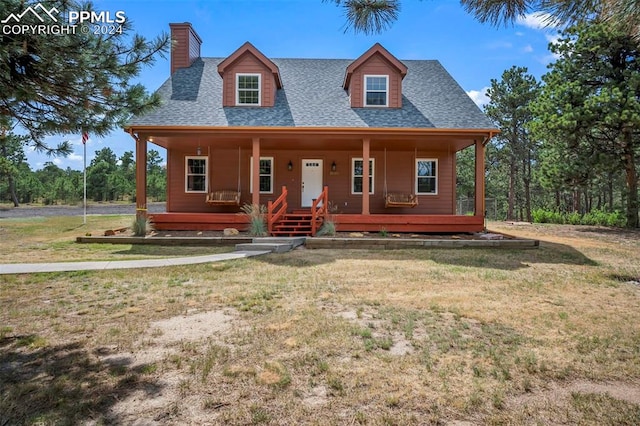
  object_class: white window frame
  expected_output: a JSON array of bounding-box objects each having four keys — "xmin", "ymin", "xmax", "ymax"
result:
[
  {"xmin": 351, "ymin": 158, "xmax": 375, "ymax": 194},
  {"xmin": 185, "ymin": 156, "xmax": 208, "ymax": 193},
  {"xmin": 364, "ymin": 75, "xmax": 389, "ymax": 107},
  {"xmin": 250, "ymin": 156, "xmax": 274, "ymax": 194},
  {"xmin": 415, "ymin": 158, "xmax": 438, "ymax": 195},
  {"xmin": 236, "ymin": 73, "xmax": 261, "ymax": 106}
]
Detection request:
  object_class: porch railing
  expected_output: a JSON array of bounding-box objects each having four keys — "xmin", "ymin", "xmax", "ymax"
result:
[
  {"xmin": 311, "ymin": 186, "xmax": 329, "ymax": 236},
  {"xmin": 267, "ymin": 186, "xmax": 288, "ymax": 235}
]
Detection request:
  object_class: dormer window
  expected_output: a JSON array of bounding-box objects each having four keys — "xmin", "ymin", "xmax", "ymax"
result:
[
  {"xmin": 237, "ymin": 74, "xmax": 261, "ymax": 105},
  {"xmin": 364, "ymin": 75, "xmax": 388, "ymax": 107},
  {"xmin": 343, "ymin": 44, "xmax": 406, "ymax": 108}
]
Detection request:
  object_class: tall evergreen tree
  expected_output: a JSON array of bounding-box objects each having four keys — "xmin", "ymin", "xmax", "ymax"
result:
[
  {"xmin": 531, "ymin": 22, "xmax": 640, "ymax": 227},
  {"xmin": 86, "ymin": 147, "xmax": 118, "ymax": 201},
  {"xmin": 485, "ymin": 66, "xmax": 540, "ymax": 222},
  {"xmin": 0, "ymin": 118, "xmax": 28, "ymax": 206},
  {"xmin": 327, "ymin": 0, "xmax": 640, "ymax": 37},
  {"xmin": 0, "ymin": 0, "xmax": 169, "ymax": 154}
]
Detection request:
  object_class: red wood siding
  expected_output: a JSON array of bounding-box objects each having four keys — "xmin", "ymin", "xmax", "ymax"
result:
[
  {"xmin": 169, "ymin": 23, "xmax": 201, "ymax": 74},
  {"xmin": 349, "ymin": 53, "xmax": 402, "ymax": 108},
  {"xmin": 165, "ymin": 145, "xmax": 455, "ymax": 215},
  {"xmin": 221, "ymin": 53, "xmax": 276, "ymax": 107}
]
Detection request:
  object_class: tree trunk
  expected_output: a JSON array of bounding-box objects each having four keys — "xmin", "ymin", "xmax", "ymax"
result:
[
  {"xmin": 608, "ymin": 175, "xmax": 613, "ymax": 211},
  {"xmin": 507, "ymin": 159, "xmax": 516, "ymax": 221},
  {"xmin": 622, "ymin": 131, "xmax": 638, "ymax": 228},
  {"xmin": 8, "ymin": 174, "xmax": 19, "ymax": 207},
  {"xmin": 523, "ymin": 154, "xmax": 532, "ymax": 222}
]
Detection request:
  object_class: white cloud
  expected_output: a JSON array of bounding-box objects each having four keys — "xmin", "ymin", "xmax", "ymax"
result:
[
  {"xmin": 545, "ymin": 33, "xmax": 561, "ymax": 45},
  {"xmin": 523, "ymin": 44, "xmax": 534, "ymax": 53},
  {"xmin": 516, "ymin": 12, "xmax": 559, "ymax": 30},
  {"xmin": 68, "ymin": 153, "xmax": 83, "ymax": 162},
  {"xmin": 53, "ymin": 158, "xmax": 63, "ymax": 166},
  {"xmin": 467, "ymin": 87, "xmax": 491, "ymax": 108}
]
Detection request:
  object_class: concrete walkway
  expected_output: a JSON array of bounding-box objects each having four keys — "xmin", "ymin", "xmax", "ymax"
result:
[{"xmin": 0, "ymin": 250, "xmax": 271, "ymax": 275}]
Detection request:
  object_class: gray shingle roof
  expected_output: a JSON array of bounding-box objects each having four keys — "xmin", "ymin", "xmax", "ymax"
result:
[{"xmin": 128, "ymin": 57, "xmax": 494, "ymax": 129}]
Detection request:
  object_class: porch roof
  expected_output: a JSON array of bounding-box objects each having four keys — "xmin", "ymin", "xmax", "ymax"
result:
[{"xmin": 127, "ymin": 57, "xmax": 496, "ymax": 131}]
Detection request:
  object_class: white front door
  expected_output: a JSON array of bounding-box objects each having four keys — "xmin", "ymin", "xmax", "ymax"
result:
[{"xmin": 301, "ymin": 159, "xmax": 323, "ymax": 207}]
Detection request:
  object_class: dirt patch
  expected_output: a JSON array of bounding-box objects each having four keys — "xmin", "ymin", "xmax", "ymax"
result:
[
  {"xmin": 95, "ymin": 309, "xmax": 243, "ymax": 424},
  {"xmin": 147, "ymin": 310, "xmax": 238, "ymax": 344},
  {"xmin": 511, "ymin": 379, "xmax": 640, "ymax": 407}
]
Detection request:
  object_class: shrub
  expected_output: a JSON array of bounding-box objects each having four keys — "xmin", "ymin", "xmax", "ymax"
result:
[
  {"xmin": 240, "ymin": 203, "xmax": 267, "ymax": 236},
  {"xmin": 532, "ymin": 208, "xmax": 550, "ymax": 223},
  {"xmin": 316, "ymin": 220, "xmax": 336, "ymax": 236},
  {"xmin": 566, "ymin": 212, "xmax": 582, "ymax": 225},
  {"xmin": 132, "ymin": 215, "xmax": 153, "ymax": 236},
  {"xmin": 531, "ymin": 208, "xmax": 625, "ymax": 227}
]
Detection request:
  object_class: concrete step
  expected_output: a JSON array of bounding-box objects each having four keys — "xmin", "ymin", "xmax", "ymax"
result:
[
  {"xmin": 253, "ymin": 237, "xmax": 306, "ymax": 248},
  {"xmin": 235, "ymin": 243, "xmax": 294, "ymax": 253}
]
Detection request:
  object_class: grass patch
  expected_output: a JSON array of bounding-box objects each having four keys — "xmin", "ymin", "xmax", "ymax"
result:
[
  {"xmin": 1, "ymin": 220, "xmax": 639, "ymax": 424},
  {"xmin": 0, "ymin": 214, "xmax": 232, "ymax": 263}
]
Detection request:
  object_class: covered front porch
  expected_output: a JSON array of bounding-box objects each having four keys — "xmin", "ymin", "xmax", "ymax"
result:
[
  {"xmin": 129, "ymin": 126, "xmax": 494, "ymax": 235},
  {"xmin": 147, "ymin": 210, "xmax": 485, "ymax": 234}
]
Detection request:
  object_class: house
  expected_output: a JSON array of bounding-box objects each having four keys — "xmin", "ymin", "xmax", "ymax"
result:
[{"xmin": 125, "ymin": 22, "xmax": 498, "ymax": 235}]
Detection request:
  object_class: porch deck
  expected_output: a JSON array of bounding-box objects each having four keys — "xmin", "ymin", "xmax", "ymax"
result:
[{"xmin": 148, "ymin": 212, "xmax": 485, "ymax": 234}]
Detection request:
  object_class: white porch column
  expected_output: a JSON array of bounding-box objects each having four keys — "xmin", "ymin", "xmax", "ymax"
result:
[
  {"xmin": 362, "ymin": 137, "xmax": 370, "ymax": 215},
  {"xmin": 252, "ymin": 137, "xmax": 260, "ymax": 206},
  {"xmin": 135, "ymin": 135, "xmax": 148, "ymax": 218}
]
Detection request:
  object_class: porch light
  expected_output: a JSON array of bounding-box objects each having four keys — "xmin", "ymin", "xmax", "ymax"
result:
[
  {"xmin": 196, "ymin": 145, "xmax": 202, "ymax": 156},
  {"xmin": 331, "ymin": 161, "xmax": 337, "ymax": 172},
  {"xmin": 288, "ymin": 160, "xmax": 293, "ymax": 171}
]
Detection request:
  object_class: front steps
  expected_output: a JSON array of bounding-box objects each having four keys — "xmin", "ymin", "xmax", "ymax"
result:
[{"xmin": 270, "ymin": 211, "xmax": 323, "ymax": 236}]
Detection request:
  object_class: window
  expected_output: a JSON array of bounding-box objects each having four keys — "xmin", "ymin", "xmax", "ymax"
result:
[
  {"xmin": 416, "ymin": 159, "xmax": 437, "ymax": 194},
  {"xmin": 236, "ymin": 73, "xmax": 261, "ymax": 105},
  {"xmin": 250, "ymin": 157, "xmax": 273, "ymax": 194},
  {"xmin": 364, "ymin": 75, "xmax": 388, "ymax": 107},
  {"xmin": 352, "ymin": 158, "xmax": 375, "ymax": 194},
  {"xmin": 185, "ymin": 156, "xmax": 207, "ymax": 193}
]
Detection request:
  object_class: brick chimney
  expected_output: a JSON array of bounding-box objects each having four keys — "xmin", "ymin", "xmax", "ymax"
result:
[{"xmin": 169, "ymin": 22, "xmax": 202, "ymax": 74}]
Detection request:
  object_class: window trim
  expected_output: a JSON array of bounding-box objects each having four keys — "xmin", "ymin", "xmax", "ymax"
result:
[
  {"xmin": 236, "ymin": 73, "xmax": 261, "ymax": 106},
  {"xmin": 351, "ymin": 157, "xmax": 375, "ymax": 195},
  {"xmin": 415, "ymin": 158, "xmax": 438, "ymax": 195},
  {"xmin": 363, "ymin": 74, "xmax": 389, "ymax": 107},
  {"xmin": 250, "ymin": 156, "xmax": 274, "ymax": 194},
  {"xmin": 185, "ymin": 156, "xmax": 208, "ymax": 193}
]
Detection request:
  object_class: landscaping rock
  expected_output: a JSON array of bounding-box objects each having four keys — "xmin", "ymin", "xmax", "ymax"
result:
[
  {"xmin": 348, "ymin": 232, "xmax": 364, "ymax": 238},
  {"xmin": 223, "ymin": 228, "xmax": 240, "ymax": 236},
  {"xmin": 479, "ymin": 233, "xmax": 504, "ymax": 240}
]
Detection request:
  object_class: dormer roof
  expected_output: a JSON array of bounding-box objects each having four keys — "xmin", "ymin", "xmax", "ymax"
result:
[
  {"xmin": 217, "ymin": 41, "xmax": 282, "ymax": 89},
  {"xmin": 343, "ymin": 43, "xmax": 408, "ymax": 90}
]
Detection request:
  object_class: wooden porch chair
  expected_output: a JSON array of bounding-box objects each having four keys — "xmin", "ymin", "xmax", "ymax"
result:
[
  {"xmin": 385, "ymin": 193, "xmax": 418, "ymax": 208},
  {"xmin": 206, "ymin": 190, "xmax": 241, "ymax": 206}
]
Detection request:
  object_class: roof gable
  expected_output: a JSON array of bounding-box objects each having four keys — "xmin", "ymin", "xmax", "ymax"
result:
[
  {"xmin": 217, "ymin": 41, "xmax": 282, "ymax": 89},
  {"xmin": 343, "ymin": 43, "xmax": 408, "ymax": 90}
]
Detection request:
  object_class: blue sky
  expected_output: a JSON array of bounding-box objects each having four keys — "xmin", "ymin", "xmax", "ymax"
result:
[{"xmin": 25, "ymin": 0, "xmax": 560, "ymax": 170}]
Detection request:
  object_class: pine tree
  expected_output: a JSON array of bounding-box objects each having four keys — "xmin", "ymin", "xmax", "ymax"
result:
[
  {"xmin": 485, "ymin": 66, "xmax": 540, "ymax": 222},
  {"xmin": 327, "ymin": 0, "xmax": 640, "ymax": 38},
  {"xmin": 0, "ymin": 0, "xmax": 169, "ymax": 154},
  {"xmin": 531, "ymin": 22, "xmax": 640, "ymax": 227}
]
